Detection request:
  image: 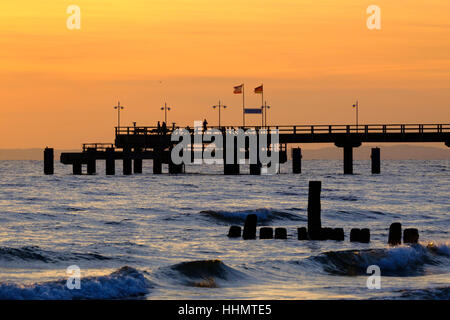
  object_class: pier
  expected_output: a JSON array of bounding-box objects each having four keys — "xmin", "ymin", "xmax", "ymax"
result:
[{"xmin": 51, "ymin": 123, "xmax": 449, "ymax": 175}]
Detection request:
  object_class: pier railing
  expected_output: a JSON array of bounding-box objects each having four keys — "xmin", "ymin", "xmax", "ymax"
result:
[
  {"xmin": 82, "ymin": 143, "xmax": 115, "ymax": 152},
  {"xmin": 115, "ymin": 124, "xmax": 450, "ymax": 136}
]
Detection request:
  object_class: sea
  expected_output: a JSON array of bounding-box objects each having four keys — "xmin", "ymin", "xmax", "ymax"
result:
[{"xmin": 0, "ymin": 159, "xmax": 448, "ymax": 300}]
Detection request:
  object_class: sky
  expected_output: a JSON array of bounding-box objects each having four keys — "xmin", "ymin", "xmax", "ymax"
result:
[{"xmin": 0, "ymin": 0, "xmax": 449, "ymax": 148}]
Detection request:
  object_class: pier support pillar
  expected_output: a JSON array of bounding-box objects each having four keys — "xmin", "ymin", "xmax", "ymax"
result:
[
  {"xmin": 223, "ymin": 135, "xmax": 240, "ymax": 175},
  {"xmin": 169, "ymin": 147, "xmax": 184, "ymax": 174},
  {"xmin": 371, "ymin": 147, "xmax": 380, "ymax": 174},
  {"xmin": 123, "ymin": 148, "xmax": 132, "ymax": 175},
  {"xmin": 73, "ymin": 162, "xmax": 82, "ymax": 175},
  {"xmin": 292, "ymin": 148, "xmax": 302, "ymax": 174},
  {"xmin": 343, "ymin": 146, "xmax": 353, "ymax": 174},
  {"xmin": 307, "ymin": 181, "xmax": 322, "ymax": 240},
  {"xmin": 249, "ymin": 163, "xmax": 261, "ymax": 175},
  {"xmin": 105, "ymin": 147, "xmax": 115, "ymax": 175},
  {"xmin": 133, "ymin": 149, "xmax": 142, "ymax": 174},
  {"xmin": 86, "ymin": 148, "xmax": 96, "ymax": 175},
  {"xmin": 153, "ymin": 154, "xmax": 162, "ymax": 174},
  {"xmin": 44, "ymin": 147, "xmax": 54, "ymax": 175}
]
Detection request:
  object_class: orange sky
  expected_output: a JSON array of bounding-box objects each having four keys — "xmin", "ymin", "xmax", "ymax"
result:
[{"xmin": 0, "ymin": 0, "xmax": 449, "ymax": 148}]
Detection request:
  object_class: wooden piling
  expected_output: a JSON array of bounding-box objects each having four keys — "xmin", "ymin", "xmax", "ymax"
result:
[
  {"xmin": 274, "ymin": 228, "xmax": 287, "ymax": 239},
  {"xmin": 292, "ymin": 148, "xmax": 302, "ymax": 174},
  {"xmin": 403, "ymin": 228, "xmax": 419, "ymax": 244},
  {"xmin": 360, "ymin": 228, "xmax": 370, "ymax": 243},
  {"xmin": 297, "ymin": 227, "xmax": 308, "ymax": 240},
  {"xmin": 44, "ymin": 147, "xmax": 54, "ymax": 175},
  {"xmin": 320, "ymin": 227, "xmax": 333, "ymax": 240},
  {"xmin": 307, "ymin": 181, "xmax": 322, "ymax": 240},
  {"xmin": 227, "ymin": 226, "xmax": 241, "ymax": 238},
  {"xmin": 331, "ymin": 228, "xmax": 344, "ymax": 241},
  {"xmin": 350, "ymin": 228, "xmax": 361, "ymax": 242},
  {"xmin": 388, "ymin": 222, "xmax": 402, "ymax": 245},
  {"xmin": 371, "ymin": 147, "xmax": 380, "ymax": 174},
  {"xmin": 260, "ymin": 227, "xmax": 273, "ymax": 239},
  {"xmin": 242, "ymin": 214, "xmax": 257, "ymax": 240}
]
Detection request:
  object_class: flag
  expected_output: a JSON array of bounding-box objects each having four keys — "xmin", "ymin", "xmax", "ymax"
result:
[
  {"xmin": 244, "ymin": 108, "xmax": 262, "ymax": 114},
  {"xmin": 254, "ymin": 85, "xmax": 263, "ymax": 94},
  {"xmin": 233, "ymin": 84, "xmax": 243, "ymax": 94}
]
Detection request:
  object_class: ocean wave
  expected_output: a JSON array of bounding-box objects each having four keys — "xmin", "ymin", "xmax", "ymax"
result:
[
  {"xmin": 394, "ymin": 286, "xmax": 450, "ymax": 300},
  {"xmin": 161, "ymin": 260, "xmax": 248, "ymax": 288},
  {"xmin": 0, "ymin": 266, "xmax": 152, "ymax": 300},
  {"xmin": 0, "ymin": 246, "xmax": 111, "ymax": 263},
  {"xmin": 312, "ymin": 243, "xmax": 449, "ymax": 277},
  {"xmin": 199, "ymin": 208, "xmax": 305, "ymax": 223}
]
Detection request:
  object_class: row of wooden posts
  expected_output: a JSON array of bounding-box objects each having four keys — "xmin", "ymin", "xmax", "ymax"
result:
[{"xmin": 227, "ymin": 181, "xmax": 419, "ymax": 245}]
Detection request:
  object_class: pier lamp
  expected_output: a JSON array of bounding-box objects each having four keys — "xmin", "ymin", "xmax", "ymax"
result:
[
  {"xmin": 161, "ymin": 102, "xmax": 171, "ymax": 123},
  {"xmin": 212, "ymin": 100, "xmax": 227, "ymax": 128},
  {"xmin": 114, "ymin": 101, "xmax": 124, "ymax": 129}
]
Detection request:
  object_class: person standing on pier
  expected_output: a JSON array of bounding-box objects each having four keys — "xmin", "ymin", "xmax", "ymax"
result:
[
  {"xmin": 203, "ymin": 119, "xmax": 208, "ymax": 132},
  {"xmin": 162, "ymin": 122, "xmax": 167, "ymax": 135}
]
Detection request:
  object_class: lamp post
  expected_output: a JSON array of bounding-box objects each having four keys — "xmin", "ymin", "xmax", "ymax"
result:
[
  {"xmin": 261, "ymin": 101, "xmax": 271, "ymax": 127},
  {"xmin": 352, "ymin": 100, "xmax": 359, "ymax": 133},
  {"xmin": 114, "ymin": 101, "xmax": 124, "ymax": 128},
  {"xmin": 161, "ymin": 102, "xmax": 171, "ymax": 123},
  {"xmin": 212, "ymin": 100, "xmax": 227, "ymax": 128}
]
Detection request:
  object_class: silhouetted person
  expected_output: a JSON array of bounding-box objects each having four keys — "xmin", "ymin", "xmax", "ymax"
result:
[
  {"xmin": 203, "ymin": 119, "xmax": 208, "ymax": 132},
  {"xmin": 157, "ymin": 121, "xmax": 161, "ymax": 134},
  {"xmin": 162, "ymin": 122, "xmax": 167, "ymax": 134}
]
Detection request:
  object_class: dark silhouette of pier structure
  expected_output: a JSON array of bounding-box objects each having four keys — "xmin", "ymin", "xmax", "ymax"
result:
[{"xmin": 49, "ymin": 123, "xmax": 449, "ymax": 175}]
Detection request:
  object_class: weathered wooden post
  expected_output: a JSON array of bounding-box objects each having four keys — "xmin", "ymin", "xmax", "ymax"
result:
[
  {"xmin": 242, "ymin": 214, "xmax": 257, "ymax": 240},
  {"xmin": 86, "ymin": 148, "xmax": 96, "ymax": 175},
  {"xmin": 292, "ymin": 148, "xmax": 302, "ymax": 174},
  {"xmin": 388, "ymin": 222, "xmax": 402, "ymax": 245},
  {"xmin": 331, "ymin": 228, "xmax": 344, "ymax": 241},
  {"xmin": 297, "ymin": 227, "xmax": 308, "ymax": 240},
  {"xmin": 44, "ymin": 147, "xmax": 54, "ymax": 175},
  {"xmin": 321, "ymin": 227, "xmax": 333, "ymax": 240},
  {"xmin": 307, "ymin": 181, "xmax": 322, "ymax": 240},
  {"xmin": 350, "ymin": 228, "xmax": 361, "ymax": 242},
  {"xmin": 227, "ymin": 226, "xmax": 241, "ymax": 238},
  {"xmin": 371, "ymin": 147, "xmax": 380, "ymax": 174},
  {"xmin": 360, "ymin": 228, "xmax": 370, "ymax": 243},
  {"xmin": 403, "ymin": 228, "xmax": 419, "ymax": 244},
  {"xmin": 274, "ymin": 228, "xmax": 287, "ymax": 239},
  {"xmin": 260, "ymin": 227, "xmax": 273, "ymax": 239},
  {"xmin": 123, "ymin": 147, "xmax": 132, "ymax": 175}
]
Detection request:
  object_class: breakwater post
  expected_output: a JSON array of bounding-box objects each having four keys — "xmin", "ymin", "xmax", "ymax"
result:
[
  {"xmin": 44, "ymin": 147, "xmax": 54, "ymax": 175},
  {"xmin": 307, "ymin": 181, "xmax": 322, "ymax": 240},
  {"xmin": 243, "ymin": 214, "xmax": 257, "ymax": 240},
  {"xmin": 388, "ymin": 222, "xmax": 402, "ymax": 245},
  {"xmin": 371, "ymin": 147, "xmax": 380, "ymax": 174}
]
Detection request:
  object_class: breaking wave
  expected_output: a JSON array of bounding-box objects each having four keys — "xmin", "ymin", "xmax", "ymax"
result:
[
  {"xmin": 311, "ymin": 243, "xmax": 449, "ymax": 277},
  {"xmin": 199, "ymin": 208, "xmax": 305, "ymax": 223},
  {"xmin": 0, "ymin": 246, "xmax": 111, "ymax": 263},
  {"xmin": 0, "ymin": 266, "xmax": 152, "ymax": 300},
  {"xmin": 160, "ymin": 259, "xmax": 248, "ymax": 288}
]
